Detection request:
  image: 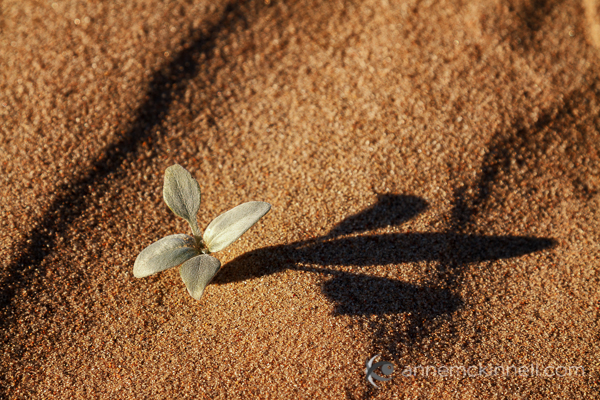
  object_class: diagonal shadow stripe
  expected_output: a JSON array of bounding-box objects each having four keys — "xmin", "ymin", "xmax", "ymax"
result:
[
  {"xmin": 0, "ymin": 0, "xmax": 267, "ymax": 330},
  {"xmin": 438, "ymin": 88, "xmax": 596, "ymax": 286}
]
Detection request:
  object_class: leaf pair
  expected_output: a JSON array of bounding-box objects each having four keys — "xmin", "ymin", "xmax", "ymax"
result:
[{"xmin": 133, "ymin": 164, "xmax": 271, "ymax": 300}]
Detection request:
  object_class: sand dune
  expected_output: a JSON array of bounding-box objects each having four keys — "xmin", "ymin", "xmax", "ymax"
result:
[{"xmin": 1, "ymin": 0, "xmax": 599, "ymax": 398}]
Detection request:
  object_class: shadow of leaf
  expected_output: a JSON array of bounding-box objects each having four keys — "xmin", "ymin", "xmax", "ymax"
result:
[
  {"xmin": 326, "ymin": 194, "xmax": 428, "ymax": 238},
  {"xmin": 214, "ymin": 233, "xmax": 555, "ymax": 285},
  {"xmin": 321, "ymin": 273, "xmax": 462, "ymax": 317},
  {"xmin": 291, "ymin": 233, "xmax": 555, "ymax": 267}
]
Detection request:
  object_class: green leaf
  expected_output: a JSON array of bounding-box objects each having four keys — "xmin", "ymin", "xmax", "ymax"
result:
[
  {"xmin": 179, "ymin": 255, "xmax": 221, "ymax": 300},
  {"xmin": 133, "ymin": 234, "xmax": 199, "ymax": 278},
  {"xmin": 203, "ymin": 201, "xmax": 271, "ymax": 253},
  {"xmin": 163, "ymin": 164, "xmax": 202, "ymax": 236}
]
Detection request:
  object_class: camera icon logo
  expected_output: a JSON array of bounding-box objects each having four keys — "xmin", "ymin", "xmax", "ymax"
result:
[{"xmin": 365, "ymin": 355, "xmax": 394, "ymax": 388}]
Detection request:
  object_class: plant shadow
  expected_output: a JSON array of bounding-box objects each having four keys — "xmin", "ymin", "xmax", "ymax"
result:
[{"xmin": 212, "ymin": 194, "xmax": 555, "ymax": 351}]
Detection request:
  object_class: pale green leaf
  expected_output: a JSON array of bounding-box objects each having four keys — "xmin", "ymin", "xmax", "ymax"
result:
[
  {"xmin": 179, "ymin": 255, "xmax": 221, "ymax": 300},
  {"xmin": 133, "ymin": 234, "xmax": 198, "ymax": 278},
  {"xmin": 203, "ymin": 201, "xmax": 271, "ymax": 253},
  {"xmin": 163, "ymin": 164, "xmax": 202, "ymax": 236}
]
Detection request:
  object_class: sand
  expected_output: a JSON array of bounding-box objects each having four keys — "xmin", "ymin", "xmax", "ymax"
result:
[{"xmin": 1, "ymin": 0, "xmax": 600, "ymax": 398}]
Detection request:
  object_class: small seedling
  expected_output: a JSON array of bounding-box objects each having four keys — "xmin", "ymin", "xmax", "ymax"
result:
[{"xmin": 133, "ymin": 164, "xmax": 271, "ymax": 300}]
